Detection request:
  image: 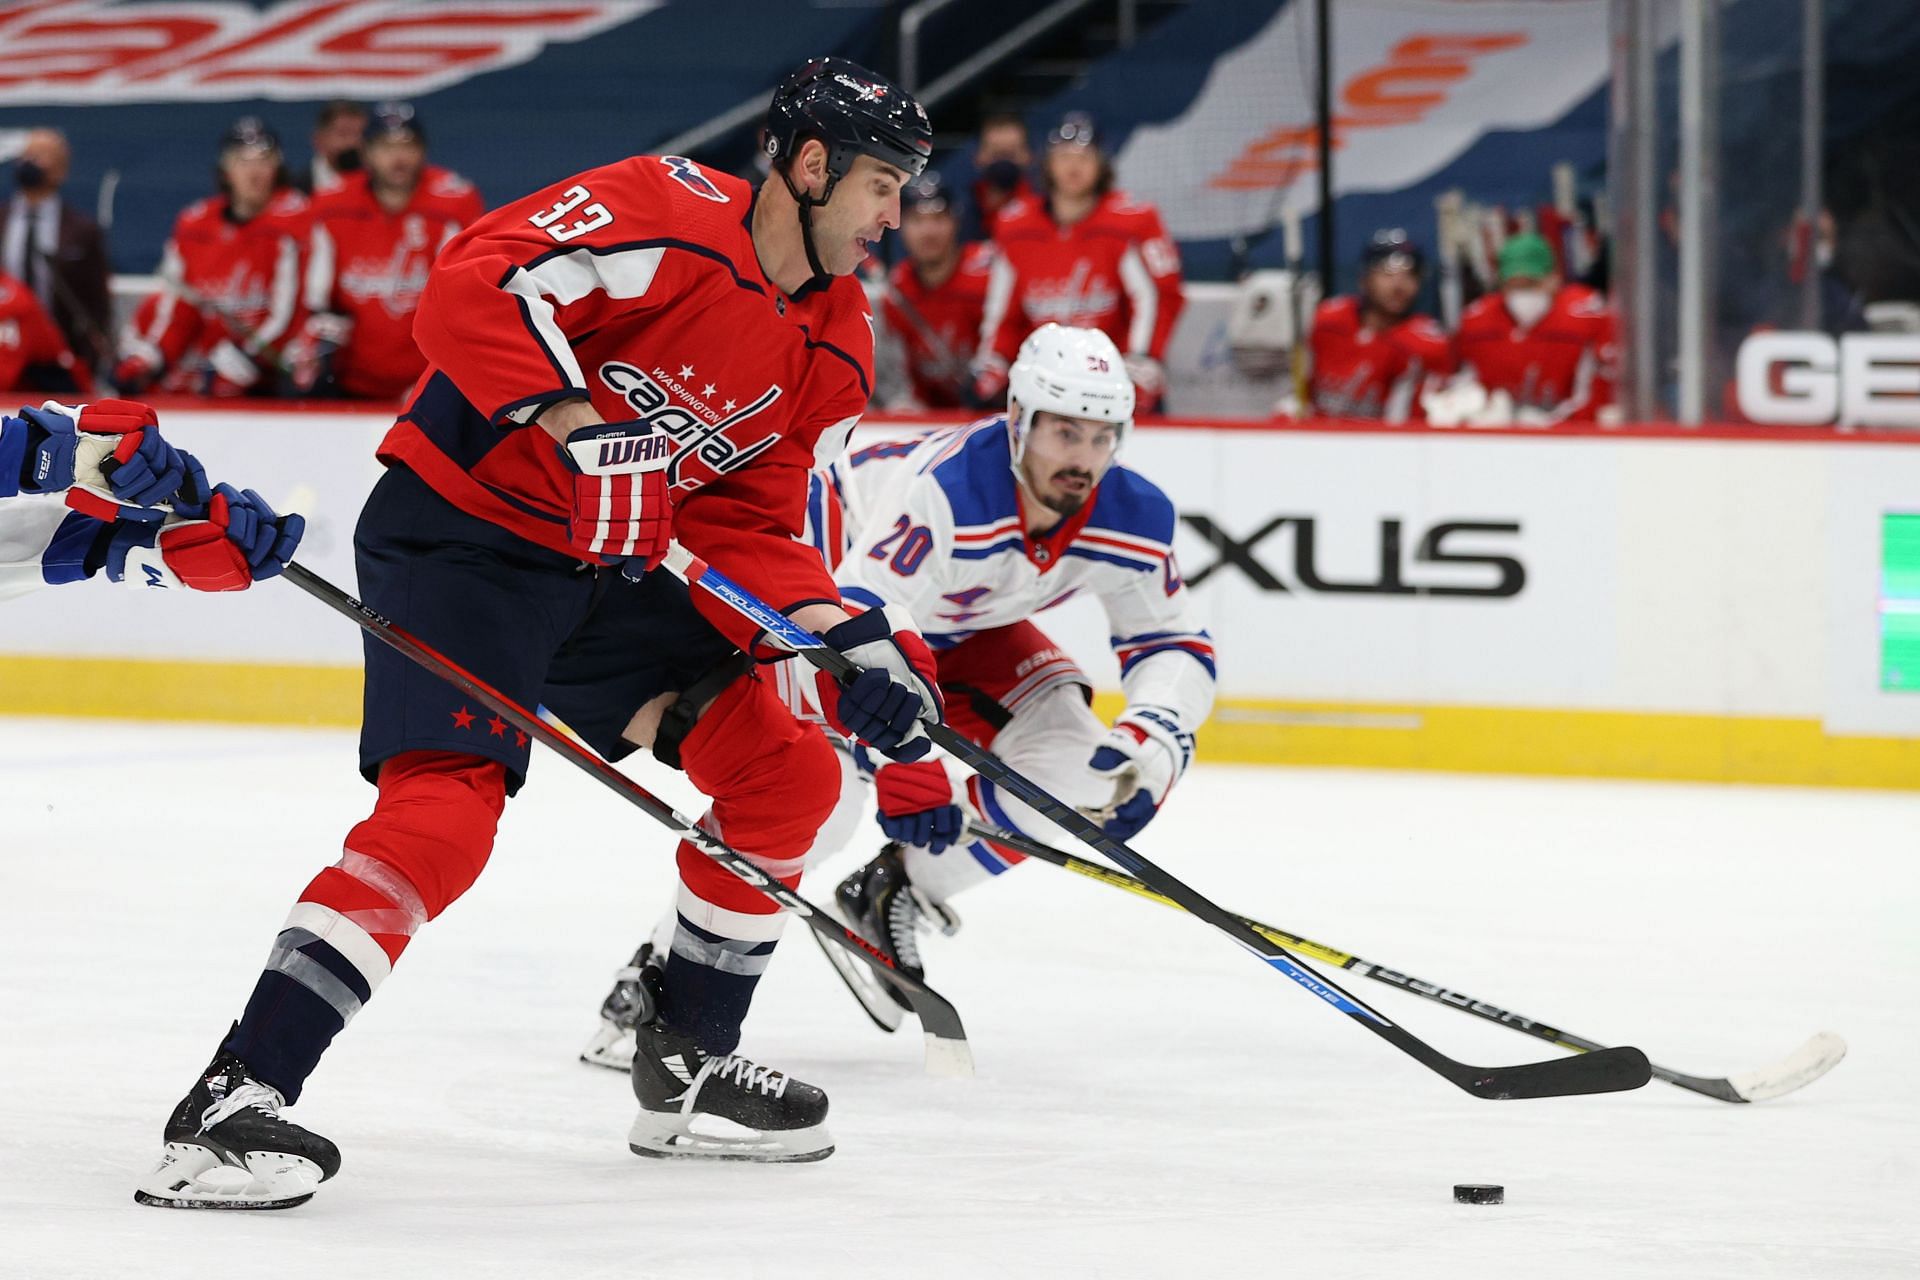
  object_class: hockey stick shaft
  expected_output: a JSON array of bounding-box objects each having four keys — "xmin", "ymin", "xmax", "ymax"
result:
[
  {"xmin": 664, "ymin": 547, "xmax": 1650, "ymax": 1100},
  {"xmin": 279, "ymin": 561, "xmax": 972, "ymax": 1076},
  {"xmin": 963, "ymin": 821, "xmax": 1773, "ymax": 1101}
]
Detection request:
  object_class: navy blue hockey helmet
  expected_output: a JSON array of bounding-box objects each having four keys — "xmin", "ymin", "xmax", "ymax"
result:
[
  {"xmin": 1046, "ymin": 111, "xmax": 1101, "ymax": 150},
  {"xmin": 219, "ymin": 116, "xmax": 280, "ymax": 157},
  {"xmin": 367, "ymin": 100, "xmax": 424, "ymax": 145},
  {"xmin": 765, "ymin": 57, "xmax": 931, "ymax": 186},
  {"xmin": 901, "ymin": 170, "xmax": 953, "ymax": 216},
  {"xmin": 1361, "ymin": 228, "xmax": 1425, "ymax": 275}
]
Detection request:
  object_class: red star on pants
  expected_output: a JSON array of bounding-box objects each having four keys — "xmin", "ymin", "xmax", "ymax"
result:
[
  {"xmin": 451, "ymin": 707, "xmax": 475, "ymax": 730},
  {"xmin": 487, "ymin": 715, "xmax": 509, "ymax": 737},
  {"xmin": 514, "ymin": 731, "xmax": 529, "ymax": 748}
]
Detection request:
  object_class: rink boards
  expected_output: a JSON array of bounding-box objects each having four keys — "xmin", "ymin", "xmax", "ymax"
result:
[{"xmin": 2, "ymin": 407, "xmax": 1916, "ymax": 789}]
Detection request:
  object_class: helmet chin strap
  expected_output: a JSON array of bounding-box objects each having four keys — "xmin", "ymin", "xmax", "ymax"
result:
[{"xmin": 778, "ymin": 166, "xmax": 839, "ymax": 285}]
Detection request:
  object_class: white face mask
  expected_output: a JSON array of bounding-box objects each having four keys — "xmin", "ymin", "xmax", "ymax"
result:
[{"xmin": 1504, "ymin": 287, "xmax": 1551, "ymax": 328}]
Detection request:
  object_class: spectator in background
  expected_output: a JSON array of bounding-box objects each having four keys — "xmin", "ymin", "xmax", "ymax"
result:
[
  {"xmin": 970, "ymin": 113, "xmax": 1033, "ymax": 239},
  {"xmin": 1293, "ymin": 229, "xmax": 1451, "ymax": 422},
  {"xmin": 1433, "ymin": 232, "xmax": 1616, "ymax": 426},
  {"xmin": 113, "ymin": 117, "xmax": 309, "ymax": 398},
  {"xmin": 976, "ymin": 111, "xmax": 1184, "ymax": 413},
  {"xmin": 2, "ymin": 128, "xmax": 112, "ymax": 374},
  {"xmin": 299, "ymin": 99, "xmax": 369, "ymax": 197},
  {"xmin": 0, "ymin": 268, "xmax": 92, "ymax": 393},
  {"xmin": 292, "ymin": 102, "xmax": 481, "ymax": 400},
  {"xmin": 878, "ymin": 172, "xmax": 994, "ymax": 409}
]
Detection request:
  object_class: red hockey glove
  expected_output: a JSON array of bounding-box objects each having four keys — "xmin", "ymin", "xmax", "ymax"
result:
[
  {"xmin": 556, "ymin": 420, "xmax": 674, "ymax": 569},
  {"xmin": 874, "ymin": 759, "xmax": 965, "ymax": 853}
]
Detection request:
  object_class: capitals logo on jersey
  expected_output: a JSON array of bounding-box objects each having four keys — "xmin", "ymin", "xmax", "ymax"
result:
[{"xmin": 599, "ymin": 361, "xmax": 783, "ymax": 489}]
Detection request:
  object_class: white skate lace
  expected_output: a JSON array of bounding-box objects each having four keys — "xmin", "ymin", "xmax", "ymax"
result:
[
  {"xmin": 886, "ymin": 891, "xmax": 924, "ymax": 970},
  {"xmin": 201, "ymin": 1080, "xmax": 286, "ymax": 1129},
  {"xmin": 705, "ymin": 1055, "xmax": 790, "ymax": 1099}
]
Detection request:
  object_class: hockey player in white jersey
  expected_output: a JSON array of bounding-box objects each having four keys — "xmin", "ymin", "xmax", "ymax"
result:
[
  {"xmin": 584, "ymin": 323, "xmax": 1212, "ymax": 1054},
  {"xmin": 0, "ymin": 398, "xmax": 304, "ymax": 600}
]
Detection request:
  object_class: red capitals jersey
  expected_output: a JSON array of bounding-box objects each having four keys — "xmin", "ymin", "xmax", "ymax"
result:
[
  {"xmin": 979, "ymin": 190, "xmax": 1184, "ymax": 366},
  {"xmin": 383, "ymin": 155, "xmax": 872, "ymax": 650},
  {"xmin": 123, "ymin": 190, "xmax": 309, "ymax": 390},
  {"xmin": 0, "ymin": 270, "xmax": 91, "ymax": 393},
  {"xmin": 882, "ymin": 243, "xmax": 994, "ymax": 408},
  {"xmin": 1455, "ymin": 285, "xmax": 1617, "ymax": 423},
  {"xmin": 307, "ymin": 173, "xmax": 477, "ymax": 399},
  {"xmin": 1306, "ymin": 296, "xmax": 1452, "ymax": 421}
]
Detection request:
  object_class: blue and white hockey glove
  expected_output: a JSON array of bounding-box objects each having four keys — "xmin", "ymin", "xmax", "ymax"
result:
[
  {"xmin": 1084, "ymin": 705, "xmax": 1193, "ymax": 842},
  {"xmin": 106, "ymin": 484, "xmax": 305, "ymax": 591},
  {"xmin": 12, "ymin": 400, "xmax": 198, "ymax": 522}
]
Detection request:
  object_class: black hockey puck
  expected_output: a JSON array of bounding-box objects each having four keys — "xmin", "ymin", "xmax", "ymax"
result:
[{"xmin": 1453, "ymin": 1183, "xmax": 1504, "ymax": 1205}]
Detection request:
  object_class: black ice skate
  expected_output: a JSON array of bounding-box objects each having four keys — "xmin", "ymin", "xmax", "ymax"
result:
[
  {"xmin": 817, "ymin": 843, "xmax": 962, "ymax": 1033},
  {"xmin": 134, "ymin": 1043, "xmax": 341, "ymax": 1210},
  {"xmin": 579, "ymin": 942, "xmax": 662, "ymax": 1072},
  {"xmin": 628, "ymin": 1016, "xmax": 833, "ymax": 1163}
]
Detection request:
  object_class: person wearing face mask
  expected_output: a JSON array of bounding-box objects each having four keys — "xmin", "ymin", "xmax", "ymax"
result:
[
  {"xmin": 969, "ymin": 113, "xmax": 1034, "ymax": 239},
  {"xmin": 292, "ymin": 103, "xmax": 483, "ymax": 399},
  {"xmin": 975, "ymin": 112, "xmax": 1185, "ymax": 414},
  {"xmin": 1439, "ymin": 232, "xmax": 1617, "ymax": 427},
  {"xmin": 2, "ymin": 128, "xmax": 112, "ymax": 375},
  {"xmin": 112, "ymin": 117, "xmax": 311, "ymax": 398},
  {"xmin": 296, "ymin": 99, "xmax": 368, "ymax": 197},
  {"xmin": 1292, "ymin": 229, "xmax": 1453, "ymax": 422}
]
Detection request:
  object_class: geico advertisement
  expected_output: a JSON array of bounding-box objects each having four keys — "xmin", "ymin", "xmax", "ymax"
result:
[{"xmin": 1736, "ymin": 332, "xmax": 1920, "ymax": 428}]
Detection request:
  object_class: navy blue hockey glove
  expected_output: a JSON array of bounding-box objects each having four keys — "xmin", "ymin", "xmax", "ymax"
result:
[{"xmin": 818, "ymin": 607, "xmax": 944, "ymax": 763}]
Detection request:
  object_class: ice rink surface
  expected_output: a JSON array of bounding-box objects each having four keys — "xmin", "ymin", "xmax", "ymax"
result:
[{"xmin": 1, "ymin": 717, "xmax": 1914, "ymax": 1280}]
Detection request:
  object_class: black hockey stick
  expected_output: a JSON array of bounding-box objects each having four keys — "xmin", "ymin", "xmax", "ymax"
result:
[
  {"xmin": 280, "ymin": 562, "xmax": 973, "ymax": 1078},
  {"xmin": 663, "ymin": 547, "xmax": 1651, "ymax": 1101},
  {"xmin": 968, "ymin": 822, "xmax": 1845, "ymax": 1103}
]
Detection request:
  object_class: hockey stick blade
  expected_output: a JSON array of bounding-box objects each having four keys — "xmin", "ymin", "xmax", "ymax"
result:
[
  {"xmin": 665, "ymin": 548, "xmax": 1650, "ymax": 1101},
  {"xmin": 1653, "ymin": 1032, "xmax": 1847, "ymax": 1103},
  {"xmin": 970, "ymin": 822, "xmax": 1839, "ymax": 1104},
  {"xmin": 281, "ymin": 563, "xmax": 972, "ymax": 1078}
]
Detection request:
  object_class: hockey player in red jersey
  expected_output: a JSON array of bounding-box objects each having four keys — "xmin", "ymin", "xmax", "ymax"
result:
[
  {"xmin": 880, "ymin": 171, "xmax": 994, "ymax": 408},
  {"xmin": 294, "ymin": 102, "xmax": 484, "ymax": 400},
  {"xmin": 0, "ymin": 269, "xmax": 92, "ymax": 394},
  {"xmin": 969, "ymin": 112, "xmax": 1035, "ymax": 239},
  {"xmin": 135, "ymin": 58, "xmax": 938, "ymax": 1209},
  {"xmin": 1296, "ymin": 230, "xmax": 1452, "ymax": 422},
  {"xmin": 113, "ymin": 119, "xmax": 308, "ymax": 398},
  {"xmin": 976, "ymin": 112, "xmax": 1184, "ymax": 412},
  {"xmin": 1434, "ymin": 232, "xmax": 1618, "ymax": 427}
]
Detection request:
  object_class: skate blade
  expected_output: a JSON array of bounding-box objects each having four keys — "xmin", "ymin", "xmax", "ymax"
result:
[
  {"xmin": 579, "ymin": 1019, "xmax": 636, "ymax": 1072},
  {"xmin": 627, "ymin": 1111, "xmax": 834, "ymax": 1164},
  {"xmin": 811, "ymin": 904, "xmax": 910, "ymax": 1033},
  {"xmin": 133, "ymin": 1142, "xmax": 322, "ymax": 1210}
]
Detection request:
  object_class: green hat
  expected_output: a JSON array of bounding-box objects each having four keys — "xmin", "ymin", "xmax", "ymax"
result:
[{"xmin": 1498, "ymin": 233, "xmax": 1556, "ymax": 282}]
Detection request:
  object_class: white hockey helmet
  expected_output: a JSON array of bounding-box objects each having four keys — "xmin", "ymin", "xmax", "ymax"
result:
[{"xmin": 1006, "ymin": 323, "xmax": 1135, "ymax": 467}]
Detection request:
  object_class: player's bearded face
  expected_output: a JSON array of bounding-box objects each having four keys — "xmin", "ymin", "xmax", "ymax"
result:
[
  {"xmin": 1021, "ymin": 411, "xmax": 1119, "ymax": 516},
  {"xmin": 810, "ymin": 154, "xmax": 904, "ymax": 276},
  {"xmin": 1364, "ymin": 265, "xmax": 1420, "ymax": 318}
]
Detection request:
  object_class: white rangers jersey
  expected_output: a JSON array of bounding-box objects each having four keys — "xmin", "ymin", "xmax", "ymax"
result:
[
  {"xmin": 828, "ymin": 416, "xmax": 1215, "ymax": 735},
  {"xmin": 0, "ymin": 493, "xmax": 98, "ymax": 602}
]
